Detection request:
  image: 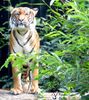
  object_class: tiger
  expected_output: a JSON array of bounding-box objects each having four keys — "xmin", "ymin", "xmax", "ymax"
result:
[{"xmin": 9, "ymin": 7, "xmax": 40, "ymax": 94}]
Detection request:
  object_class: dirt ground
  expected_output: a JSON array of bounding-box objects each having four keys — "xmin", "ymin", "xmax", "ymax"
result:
[{"xmin": 0, "ymin": 89, "xmax": 81, "ymax": 100}]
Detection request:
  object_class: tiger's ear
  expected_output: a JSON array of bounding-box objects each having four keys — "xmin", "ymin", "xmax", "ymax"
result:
[
  {"xmin": 33, "ymin": 8, "xmax": 39, "ymax": 16},
  {"xmin": 10, "ymin": 8, "xmax": 17, "ymax": 15}
]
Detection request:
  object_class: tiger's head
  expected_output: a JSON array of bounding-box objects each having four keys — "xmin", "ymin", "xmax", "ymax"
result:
[{"xmin": 10, "ymin": 7, "xmax": 38, "ymax": 30}]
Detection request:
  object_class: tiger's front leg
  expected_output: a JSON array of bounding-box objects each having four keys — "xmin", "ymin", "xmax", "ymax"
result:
[
  {"xmin": 11, "ymin": 67, "xmax": 23, "ymax": 94},
  {"xmin": 30, "ymin": 68, "xmax": 39, "ymax": 93}
]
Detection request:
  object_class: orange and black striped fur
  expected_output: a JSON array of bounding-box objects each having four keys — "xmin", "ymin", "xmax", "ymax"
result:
[{"xmin": 9, "ymin": 7, "xmax": 40, "ymax": 94}]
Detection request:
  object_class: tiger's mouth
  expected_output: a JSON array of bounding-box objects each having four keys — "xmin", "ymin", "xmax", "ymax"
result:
[
  {"xmin": 12, "ymin": 21, "xmax": 29, "ymax": 29},
  {"xmin": 16, "ymin": 23, "xmax": 26, "ymax": 28}
]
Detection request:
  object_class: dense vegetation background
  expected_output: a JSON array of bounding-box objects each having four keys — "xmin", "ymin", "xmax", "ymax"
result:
[{"xmin": 0, "ymin": 0, "xmax": 89, "ymax": 98}]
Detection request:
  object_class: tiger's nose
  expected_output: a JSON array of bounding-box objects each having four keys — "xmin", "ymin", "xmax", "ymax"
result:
[
  {"xmin": 19, "ymin": 18, "xmax": 24, "ymax": 22},
  {"xmin": 19, "ymin": 15, "xmax": 25, "ymax": 22}
]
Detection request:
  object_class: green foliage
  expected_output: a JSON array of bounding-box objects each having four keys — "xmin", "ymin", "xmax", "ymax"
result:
[
  {"xmin": 1, "ymin": 52, "xmax": 39, "ymax": 70},
  {"xmin": 39, "ymin": 0, "xmax": 89, "ymax": 95}
]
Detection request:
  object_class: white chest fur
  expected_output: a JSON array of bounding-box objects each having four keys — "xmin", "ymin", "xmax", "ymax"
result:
[{"xmin": 13, "ymin": 29, "xmax": 36, "ymax": 53}]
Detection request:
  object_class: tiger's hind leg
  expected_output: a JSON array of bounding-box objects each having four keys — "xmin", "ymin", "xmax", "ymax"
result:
[
  {"xmin": 11, "ymin": 67, "xmax": 23, "ymax": 94},
  {"xmin": 30, "ymin": 68, "xmax": 39, "ymax": 93}
]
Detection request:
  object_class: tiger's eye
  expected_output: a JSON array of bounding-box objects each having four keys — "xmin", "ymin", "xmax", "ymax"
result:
[
  {"xmin": 15, "ymin": 12, "xmax": 20, "ymax": 16},
  {"xmin": 25, "ymin": 13, "xmax": 29, "ymax": 15},
  {"xmin": 29, "ymin": 11, "xmax": 31, "ymax": 14}
]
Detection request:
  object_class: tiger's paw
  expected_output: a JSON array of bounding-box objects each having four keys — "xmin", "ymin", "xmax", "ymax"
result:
[
  {"xmin": 11, "ymin": 88, "xmax": 23, "ymax": 95},
  {"xmin": 30, "ymin": 86, "xmax": 39, "ymax": 94}
]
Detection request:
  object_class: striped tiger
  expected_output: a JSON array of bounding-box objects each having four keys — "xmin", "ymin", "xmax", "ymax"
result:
[{"xmin": 9, "ymin": 7, "xmax": 40, "ymax": 94}]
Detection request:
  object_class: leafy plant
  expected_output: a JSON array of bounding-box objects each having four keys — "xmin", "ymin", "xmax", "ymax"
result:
[{"xmin": 39, "ymin": 0, "xmax": 89, "ymax": 95}]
